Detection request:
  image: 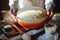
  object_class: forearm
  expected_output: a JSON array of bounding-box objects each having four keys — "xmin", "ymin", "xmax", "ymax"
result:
[{"xmin": 9, "ymin": 0, "xmax": 18, "ymax": 9}]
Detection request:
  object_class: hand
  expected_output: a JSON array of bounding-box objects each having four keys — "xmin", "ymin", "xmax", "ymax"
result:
[
  {"xmin": 11, "ymin": 14, "xmax": 18, "ymax": 22},
  {"xmin": 9, "ymin": 7, "xmax": 18, "ymax": 22},
  {"xmin": 10, "ymin": 6, "xmax": 18, "ymax": 16}
]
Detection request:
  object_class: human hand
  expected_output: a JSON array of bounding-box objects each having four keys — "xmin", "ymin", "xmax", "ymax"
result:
[
  {"xmin": 9, "ymin": 7, "xmax": 18, "ymax": 22},
  {"xmin": 10, "ymin": 6, "xmax": 18, "ymax": 16}
]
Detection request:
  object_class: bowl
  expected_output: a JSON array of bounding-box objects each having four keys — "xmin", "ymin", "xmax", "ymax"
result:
[{"xmin": 17, "ymin": 6, "xmax": 50, "ymax": 30}]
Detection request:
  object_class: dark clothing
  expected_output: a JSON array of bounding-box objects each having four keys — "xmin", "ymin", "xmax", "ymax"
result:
[{"xmin": 0, "ymin": 0, "xmax": 10, "ymax": 10}]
